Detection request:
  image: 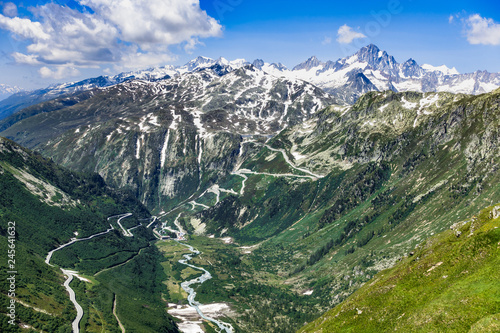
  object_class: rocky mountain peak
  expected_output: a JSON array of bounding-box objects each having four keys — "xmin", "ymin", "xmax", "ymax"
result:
[
  {"xmin": 357, "ymin": 43, "xmax": 380, "ymax": 55},
  {"xmin": 401, "ymin": 58, "xmax": 423, "ymax": 78},
  {"xmin": 252, "ymin": 59, "xmax": 265, "ymax": 69},
  {"xmin": 355, "ymin": 44, "xmax": 398, "ymax": 72},
  {"xmin": 270, "ymin": 62, "xmax": 288, "ymax": 71},
  {"xmin": 293, "ymin": 56, "xmax": 323, "ymax": 71}
]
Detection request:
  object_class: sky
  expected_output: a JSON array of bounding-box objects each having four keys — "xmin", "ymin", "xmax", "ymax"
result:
[{"xmin": 0, "ymin": 0, "xmax": 499, "ymax": 91}]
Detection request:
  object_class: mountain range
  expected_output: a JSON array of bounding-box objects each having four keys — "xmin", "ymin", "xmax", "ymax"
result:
[
  {"xmin": 0, "ymin": 84, "xmax": 22, "ymax": 102},
  {"xmin": 1, "ymin": 44, "xmax": 499, "ymax": 333},
  {"xmin": 1, "ymin": 44, "xmax": 499, "ymax": 121}
]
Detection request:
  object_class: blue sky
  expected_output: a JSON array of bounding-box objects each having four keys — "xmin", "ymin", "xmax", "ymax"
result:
[{"xmin": 0, "ymin": 0, "xmax": 499, "ymax": 90}]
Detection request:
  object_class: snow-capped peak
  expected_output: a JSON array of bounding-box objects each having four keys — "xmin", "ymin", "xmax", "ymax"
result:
[
  {"xmin": 229, "ymin": 58, "xmax": 250, "ymax": 68},
  {"xmin": 0, "ymin": 84, "xmax": 23, "ymax": 101},
  {"xmin": 5, "ymin": 44, "xmax": 497, "ymax": 113},
  {"xmin": 215, "ymin": 57, "xmax": 230, "ymax": 66},
  {"xmin": 252, "ymin": 59, "xmax": 265, "ymax": 69},
  {"xmin": 422, "ymin": 64, "xmax": 460, "ymax": 75},
  {"xmin": 184, "ymin": 56, "xmax": 215, "ymax": 71}
]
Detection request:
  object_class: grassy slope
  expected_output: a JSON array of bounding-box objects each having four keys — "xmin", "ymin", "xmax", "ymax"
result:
[
  {"xmin": 299, "ymin": 204, "xmax": 500, "ymax": 333},
  {"xmin": 0, "ymin": 137, "xmax": 177, "ymax": 332}
]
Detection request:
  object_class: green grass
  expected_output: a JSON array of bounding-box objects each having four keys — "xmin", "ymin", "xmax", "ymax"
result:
[{"xmin": 299, "ymin": 204, "xmax": 500, "ymax": 333}]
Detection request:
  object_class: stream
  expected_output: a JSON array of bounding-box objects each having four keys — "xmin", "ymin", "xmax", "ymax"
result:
[{"xmin": 176, "ymin": 241, "xmax": 234, "ymax": 333}]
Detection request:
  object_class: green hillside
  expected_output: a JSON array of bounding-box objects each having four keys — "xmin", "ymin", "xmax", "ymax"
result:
[
  {"xmin": 0, "ymin": 137, "xmax": 178, "ymax": 332},
  {"xmin": 299, "ymin": 204, "xmax": 500, "ymax": 332}
]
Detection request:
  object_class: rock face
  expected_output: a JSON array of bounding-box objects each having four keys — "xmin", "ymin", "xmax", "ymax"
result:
[{"xmin": 0, "ymin": 65, "xmax": 336, "ymax": 211}]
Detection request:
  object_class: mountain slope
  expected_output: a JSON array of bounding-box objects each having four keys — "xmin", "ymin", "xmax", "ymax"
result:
[
  {"xmin": 0, "ymin": 65, "xmax": 336, "ymax": 212},
  {"xmin": 159, "ymin": 87, "xmax": 500, "ymax": 330},
  {"xmin": 0, "ymin": 57, "xmax": 246, "ymax": 122},
  {"xmin": 0, "ymin": 137, "xmax": 177, "ymax": 332},
  {"xmin": 109, "ymin": 87, "xmax": 500, "ymax": 332},
  {"xmin": 298, "ymin": 204, "xmax": 500, "ymax": 333}
]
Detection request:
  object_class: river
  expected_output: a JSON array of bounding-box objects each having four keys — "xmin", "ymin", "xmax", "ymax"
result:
[{"xmin": 176, "ymin": 241, "xmax": 234, "ymax": 333}]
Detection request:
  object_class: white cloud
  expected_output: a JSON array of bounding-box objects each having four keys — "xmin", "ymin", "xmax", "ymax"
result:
[
  {"xmin": 2, "ymin": 2, "xmax": 17, "ymax": 17},
  {"xmin": 0, "ymin": 0, "xmax": 223, "ymax": 78},
  {"xmin": 448, "ymin": 15, "xmax": 454, "ymax": 24},
  {"xmin": 322, "ymin": 36, "xmax": 332, "ymax": 45},
  {"xmin": 0, "ymin": 15, "xmax": 50, "ymax": 40},
  {"xmin": 12, "ymin": 52, "xmax": 42, "ymax": 65},
  {"xmin": 464, "ymin": 14, "xmax": 500, "ymax": 45},
  {"xmin": 336, "ymin": 24, "xmax": 367, "ymax": 44},
  {"xmin": 184, "ymin": 38, "xmax": 204, "ymax": 53},
  {"xmin": 79, "ymin": 0, "xmax": 222, "ymax": 49},
  {"xmin": 39, "ymin": 66, "xmax": 81, "ymax": 79}
]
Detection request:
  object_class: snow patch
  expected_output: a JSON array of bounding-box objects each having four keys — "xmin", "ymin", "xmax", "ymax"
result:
[
  {"xmin": 419, "ymin": 94, "xmax": 440, "ymax": 108},
  {"xmin": 422, "ymin": 64, "xmax": 459, "ymax": 75},
  {"xmin": 291, "ymin": 151, "xmax": 307, "ymax": 161},
  {"xmin": 170, "ymin": 114, "xmax": 181, "ymax": 130},
  {"xmin": 401, "ymin": 97, "xmax": 417, "ymax": 109}
]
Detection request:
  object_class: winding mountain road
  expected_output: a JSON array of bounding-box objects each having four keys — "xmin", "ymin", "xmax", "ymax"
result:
[
  {"xmin": 45, "ymin": 225, "xmax": 115, "ymax": 266},
  {"xmin": 114, "ymin": 213, "xmax": 134, "ymax": 236},
  {"xmin": 61, "ymin": 269, "xmax": 84, "ymax": 333},
  {"xmin": 263, "ymin": 144, "xmax": 324, "ymax": 179},
  {"xmin": 45, "ymin": 215, "xmax": 137, "ymax": 333}
]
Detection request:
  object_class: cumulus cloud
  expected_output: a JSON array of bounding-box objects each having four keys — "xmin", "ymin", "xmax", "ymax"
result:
[
  {"xmin": 0, "ymin": 15, "xmax": 50, "ymax": 40},
  {"xmin": 39, "ymin": 66, "xmax": 81, "ymax": 79},
  {"xmin": 2, "ymin": 2, "xmax": 17, "ymax": 17},
  {"xmin": 336, "ymin": 24, "xmax": 367, "ymax": 44},
  {"xmin": 118, "ymin": 46, "xmax": 176, "ymax": 70},
  {"xmin": 464, "ymin": 14, "xmax": 500, "ymax": 45},
  {"xmin": 79, "ymin": 0, "xmax": 222, "ymax": 49},
  {"xmin": 0, "ymin": 0, "xmax": 223, "ymax": 77}
]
